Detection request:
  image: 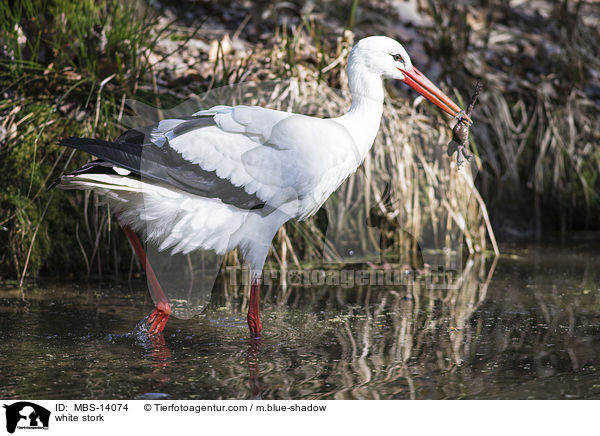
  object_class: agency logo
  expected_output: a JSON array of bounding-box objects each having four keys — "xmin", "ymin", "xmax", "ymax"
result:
[{"xmin": 3, "ymin": 402, "xmax": 50, "ymax": 433}]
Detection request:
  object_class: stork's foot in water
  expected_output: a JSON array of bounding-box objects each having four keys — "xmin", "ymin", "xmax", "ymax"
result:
[
  {"xmin": 119, "ymin": 223, "xmax": 172, "ymax": 336},
  {"xmin": 247, "ymin": 312, "xmax": 262, "ymax": 337},
  {"xmin": 144, "ymin": 301, "xmax": 172, "ymax": 335}
]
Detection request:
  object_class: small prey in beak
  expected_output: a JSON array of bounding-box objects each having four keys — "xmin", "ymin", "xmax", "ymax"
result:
[{"xmin": 447, "ymin": 81, "xmax": 481, "ymax": 168}]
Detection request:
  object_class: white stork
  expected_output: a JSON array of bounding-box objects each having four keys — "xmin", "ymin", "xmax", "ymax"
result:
[{"xmin": 54, "ymin": 36, "xmax": 471, "ymax": 337}]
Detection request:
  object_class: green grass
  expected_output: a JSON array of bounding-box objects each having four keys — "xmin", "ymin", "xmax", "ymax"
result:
[{"xmin": 0, "ymin": 0, "xmax": 162, "ymax": 280}]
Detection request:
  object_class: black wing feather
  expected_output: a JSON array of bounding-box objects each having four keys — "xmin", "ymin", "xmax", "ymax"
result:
[{"xmin": 55, "ymin": 129, "xmax": 266, "ymax": 210}]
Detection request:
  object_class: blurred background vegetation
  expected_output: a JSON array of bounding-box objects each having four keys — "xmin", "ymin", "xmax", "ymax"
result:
[{"xmin": 0, "ymin": 0, "xmax": 599, "ymax": 282}]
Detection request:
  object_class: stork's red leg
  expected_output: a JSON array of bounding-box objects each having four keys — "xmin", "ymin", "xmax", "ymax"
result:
[
  {"xmin": 121, "ymin": 224, "xmax": 171, "ymax": 335},
  {"xmin": 247, "ymin": 278, "xmax": 262, "ymax": 337}
]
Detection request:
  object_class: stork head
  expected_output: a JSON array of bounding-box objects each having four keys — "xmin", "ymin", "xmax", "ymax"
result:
[{"xmin": 349, "ymin": 36, "xmax": 472, "ymax": 124}]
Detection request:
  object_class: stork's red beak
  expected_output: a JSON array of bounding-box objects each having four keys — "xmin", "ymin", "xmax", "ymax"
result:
[{"xmin": 400, "ymin": 66, "xmax": 472, "ymax": 125}]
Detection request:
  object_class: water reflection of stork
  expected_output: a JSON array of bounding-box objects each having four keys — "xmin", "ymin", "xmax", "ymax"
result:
[{"xmin": 54, "ymin": 36, "xmax": 471, "ymax": 337}]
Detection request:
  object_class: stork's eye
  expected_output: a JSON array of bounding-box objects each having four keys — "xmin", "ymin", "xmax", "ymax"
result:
[{"xmin": 392, "ymin": 54, "xmax": 403, "ymax": 62}]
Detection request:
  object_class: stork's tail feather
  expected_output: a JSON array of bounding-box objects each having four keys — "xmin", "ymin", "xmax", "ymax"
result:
[
  {"xmin": 50, "ymin": 133, "xmax": 169, "ymax": 192},
  {"xmin": 49, "ymin": 135, "xmax": 149, "ymax": 195},
  {"xmin": 49, "ymin": 159, "xmax": 126, "ymax": 190}
]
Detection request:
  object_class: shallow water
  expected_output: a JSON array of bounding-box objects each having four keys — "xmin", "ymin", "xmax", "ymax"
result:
[{"xmin": 1, "ymin": 238, "xmax": 600, "ymax": 400}]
